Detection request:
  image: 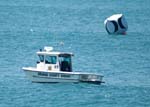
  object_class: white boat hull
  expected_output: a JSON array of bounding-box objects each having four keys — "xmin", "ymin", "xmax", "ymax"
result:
[
  {"xmin": 24, "ymin": 70, "xmax": 79, "ymax": 83},
  {"xmin": 23, "ymin": 67, "xmax": 103, "ymax": 84}
]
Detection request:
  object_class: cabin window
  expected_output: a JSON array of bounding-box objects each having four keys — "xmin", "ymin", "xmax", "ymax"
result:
[
  {"xmin": 38, "ymin": 55, "xmax": 44, "ymax": 62},
  {"xmin": 45, "ymin": 56, "xmax": 57, "ymax": 64}
]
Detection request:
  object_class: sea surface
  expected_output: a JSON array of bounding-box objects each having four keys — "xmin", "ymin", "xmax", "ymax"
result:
[{"xmin": 0, "ymin": 0, "xmax": 150, "ymax": 107}]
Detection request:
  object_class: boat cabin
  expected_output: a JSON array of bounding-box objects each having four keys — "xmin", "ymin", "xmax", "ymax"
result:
[{"xmin": 36, "ymin": 47, "xmax": 73, "ymax": 72}]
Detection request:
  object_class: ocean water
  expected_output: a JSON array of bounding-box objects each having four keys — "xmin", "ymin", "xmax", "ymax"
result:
[{"xmin": 0, "ymin": 0, "xmax": 150, "ymax": 107}]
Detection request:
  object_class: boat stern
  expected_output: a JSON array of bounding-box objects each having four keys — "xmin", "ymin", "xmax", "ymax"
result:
[{"xmin": 79, "ymin": 74, "xmax": 104, "ymax": 84}]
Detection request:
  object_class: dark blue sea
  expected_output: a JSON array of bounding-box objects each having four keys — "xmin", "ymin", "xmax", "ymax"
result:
[{"xmin": 0, "ymin": 0, "xmax": 150, "ymax": 107}]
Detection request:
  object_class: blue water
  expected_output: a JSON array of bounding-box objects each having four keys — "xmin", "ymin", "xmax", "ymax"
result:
[{"xmin": 0, "ymin": 0, "xmax": 150, "ymax": 107}]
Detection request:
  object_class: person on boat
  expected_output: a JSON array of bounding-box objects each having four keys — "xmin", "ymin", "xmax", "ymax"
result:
[{"xmin": 61, "ymin": 60, "xmax": 71, "ymax": 72}]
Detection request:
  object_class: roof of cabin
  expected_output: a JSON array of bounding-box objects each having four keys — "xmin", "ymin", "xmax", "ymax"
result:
[{"xmin": 37, "ymin": 51, "xmax": 74, "ymax": 56}]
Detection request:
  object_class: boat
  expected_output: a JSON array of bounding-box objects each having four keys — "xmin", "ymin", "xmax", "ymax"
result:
[{"xmin": 22, "ymin": 46, "xmax": 104, "ymax": 84}]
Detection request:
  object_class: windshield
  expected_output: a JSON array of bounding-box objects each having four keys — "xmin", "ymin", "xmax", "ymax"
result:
[{"xmin": 45, "ymin": 56, "xmax": 57, "ymax": 64}]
